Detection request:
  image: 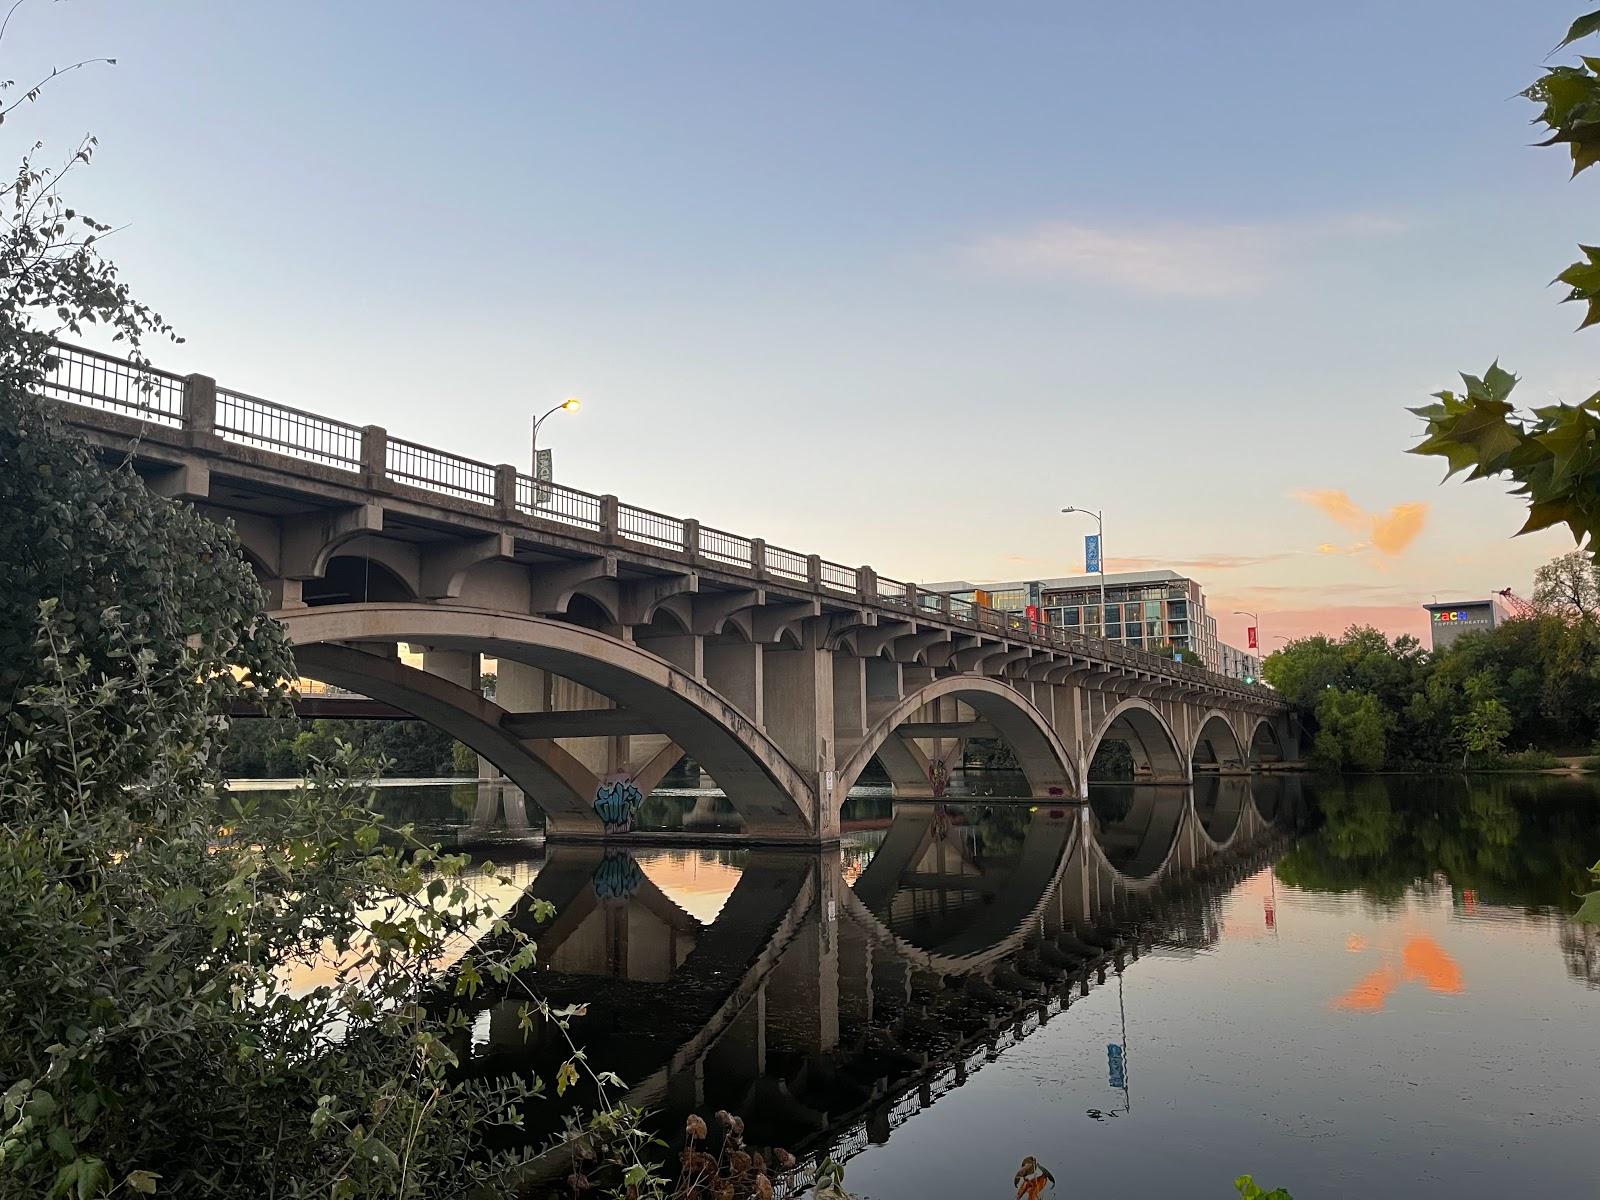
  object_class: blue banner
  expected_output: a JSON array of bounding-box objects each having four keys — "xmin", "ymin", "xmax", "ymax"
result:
[{"xmin": 1085, "ymin": 534, "xmax": 1101, "ymax": 574}]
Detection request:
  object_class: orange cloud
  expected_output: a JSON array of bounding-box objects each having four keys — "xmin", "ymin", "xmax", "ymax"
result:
[
  {"xmin": 1297, "ymin": 488, "xmax": 1368, "ymax": 533},
  {"xmin": 1294, "ymin": 489, "xmax": 1429, "ymax": 558},
  {"xmin": 1371, "ymin": 503, "xmax": 1429, "ymax": 556}
]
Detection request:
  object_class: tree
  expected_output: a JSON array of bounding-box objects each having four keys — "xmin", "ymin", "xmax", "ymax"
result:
[
  {"xmin": 1311, "ymin": 688, "xmax": 1389, "ymax": 772},
  {"xmin": 0, "ymin": 20, "xmax": 560, "ymax": 1196},
  {"xmin": 1454, "ymin": 692, "xmax": 1513, "ymax": 767},
  {"xmin": 1408, "ymin": 13, "xmax": 1600, "ymax": 564},
  {"xmin": 1533, "ymin": 549, "xmax": 1600, "ymax": 616}
]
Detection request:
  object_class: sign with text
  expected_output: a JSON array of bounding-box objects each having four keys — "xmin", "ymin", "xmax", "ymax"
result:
[
  {"xmin": 534, "ymin": 448, "xmax": 553, "ymax": 506},
  {"xmin": 1085, "ymin": 534, "xmax": 1101, "ymax": 574}
]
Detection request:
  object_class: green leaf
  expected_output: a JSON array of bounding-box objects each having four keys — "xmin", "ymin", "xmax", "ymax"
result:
[
  {"xmin": 1574, "ymin": 890, "xmax": 1600, "ymax": 925},
  {"xmin": 125, "ymin": 1170, "xmax": 160, "ymax": 1195},
  {"xmin": 1557, "ymin": 10, "xmax": 1600, "ymax": 49}
]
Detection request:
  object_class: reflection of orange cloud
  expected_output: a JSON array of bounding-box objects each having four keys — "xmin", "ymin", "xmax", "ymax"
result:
[
  {"xmin": 1402, "ymin": 935, "xmax": 1464, "ymax": 994},
  {"xmin": 1333, "ymin": 935, "xmax": 1464, "ymax": 1012},
  {"xmin": 1335, "ymin": 966, "xmax": 1400, "ymax": 1012}
]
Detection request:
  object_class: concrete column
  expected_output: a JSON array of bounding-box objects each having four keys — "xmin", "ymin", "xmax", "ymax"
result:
[
  {"xmin": 494, "ymin": 463, "xmax": 519, "ymax": 518},
  {"xmin": 704, "ymin": 640, "xmax": 763, "ymax": 724},
  {"xmin": 761, "ymin": 622, "xmax": 836, "ymax": 838},
  {"xmin": 421, "ymin": 648, "xmax": 479, "ymax": 692},
  {"xmin": 183, "ymin": 373, "xmax": 216, "ymax": 436},
  {"xmin": 832, "ymin": 651, "xmax": 867, "ymax": 741},
  {"xmin": 360, "ymin": 425, "xmax": 387, "ymax": 488},
  {"xmin": 636, "ymin": 632, "xmax": 703, "ymax": 678},
  {"xmin": 262, "ymin": 577, "xmax": 305, "ymax": 610},
  {"xmin": 865, "ymin": 655, "xmax": 901, "ymax": 706}
]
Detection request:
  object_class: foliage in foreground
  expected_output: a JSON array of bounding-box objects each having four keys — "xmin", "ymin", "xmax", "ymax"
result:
[{"xmin": 1408, "ymin": 12, "xmax": 1600, "ymax": 563}]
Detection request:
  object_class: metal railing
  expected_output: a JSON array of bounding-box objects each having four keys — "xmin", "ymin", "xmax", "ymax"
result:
[
  {"xmin": 617, "ymin": 503, "xmax": 684, "ymax": 551},
  {"xmin": 216, "ymin": 387, "xmax": 363, "ymax": 471},
  {"xmin": 763, "ymin": 543, "xmax": 809, "ymax": 584},
  {"xmin": 36, "ymin": 339, "xmax": 1278, "ymax": 702},
  {"xmin": 699, "ymin": 525, "xmax": 754, "ymax": 570},
  {"xmin": 515, "ymin": 474, "xmax": 604, "ymax": 531},
  {"xmin": 385, "ymin": 437, "xmax": 496, "ymax": 503},
  {"xmin": 818, "ymin": 559, "xmax": 857, "ymax": 594},
  {"xmin": 41, "ymin": 342, "xmax": 187, "ymax": 426}
]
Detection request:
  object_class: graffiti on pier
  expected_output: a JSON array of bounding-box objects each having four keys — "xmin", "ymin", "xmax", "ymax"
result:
[{"xmin": 593, "ymin": 772, "xmax": 643, "ymax": 833}]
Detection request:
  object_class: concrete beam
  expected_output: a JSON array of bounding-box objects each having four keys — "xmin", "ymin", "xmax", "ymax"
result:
[
  {"xmin": 420, "ymin": 532, "xmax": 515, "ymax": 599},
  {"xmin": 528, "ymin": 555, "xmax": 618, "ymax": 615},
  {"xmin": 500, "ymin": 708, "xmax": 661, "ymax": 738},
  {"xmin": 692, "ymin": 588, "xmax": 764, "ymax": 636},
  {"xmin": 281, "ymin": 503, "xmax": 384, "ymax": 579},
  {"xmin": 620, "ymin": 572, "xmax": 699, "ymax": 626}
]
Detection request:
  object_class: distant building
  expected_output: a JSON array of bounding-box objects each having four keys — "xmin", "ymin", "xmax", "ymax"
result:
[
  {"xmin": 1218, "ymin": 642, "xmax": 1263, "ymax": 684},
  {"xmin": 1423, "ymin": 598, "xmax": 1508, "ymax": 651},
  {"xmin": 926, "ymin": 569, "xmax": 1228, "ymax": 667}
]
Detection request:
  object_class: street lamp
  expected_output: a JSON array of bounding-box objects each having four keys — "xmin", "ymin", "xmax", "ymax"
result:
[
  {"xmin": 1061, "ymin": 506, "xmax": 1106, "ymax": 641},
  {"xmin": 531, "ymin": 396, "xmax": 581, "ymax": 479}
]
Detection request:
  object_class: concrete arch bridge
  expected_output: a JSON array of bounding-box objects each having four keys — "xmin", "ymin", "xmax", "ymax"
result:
[{"xmin": 45, "ymin": 340, "xmax": 1295, "ymax": 843}]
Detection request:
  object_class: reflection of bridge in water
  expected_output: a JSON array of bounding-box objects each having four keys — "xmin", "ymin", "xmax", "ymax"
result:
[{"xmin": 451, "ymin": 778, "xmax": 1304, "ymax": 1188}]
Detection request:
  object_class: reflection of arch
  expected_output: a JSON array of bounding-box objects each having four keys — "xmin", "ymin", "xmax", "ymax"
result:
[
  {"xmin": 1190, "ymin": 710, "xmax": 1245, "ymax": 770},
  {"xmin": 842, "ymin": 808, "xmax": 1078, "ymax": 971},
  {"xmin": 1192, "ymin": 774, "xmax": 1247, "ymax": 844},
  {"xmin": 834, "ymin": 677, "xmax": 1076, "ymax": 806},
  {"xmin": 1090, "ymin": 786, "xmax": 1185, "ymax": 879},
  {"xmin": 1248, "ymin": 719, "xmax": 1285, "ymax": 763},
  {"xmin": 1088, "ymin": 699, "xmax": 1187, "ymax": 783},
  {"xmin": 476, "ymin": 848, "xmax": 819, "ymax": 1192},
  {"xmin": 274, "ymin": 604, "xmax": 815, "ymax": 836}
]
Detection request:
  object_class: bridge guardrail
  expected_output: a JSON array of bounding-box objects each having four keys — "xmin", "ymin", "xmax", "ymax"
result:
[
  {"xmin": 515, "ymin": 474, "xmax": 605, "ymax": 531},
  {"xmin": 386, "ymin": 436, "xmax": 496, "ymax": 503},
  {"xmin": 38, "ymin": 339, "xmax": 1279, "ymax": 705},
  {"xmin": 41, "ymin": 342, "xmax": 187, "ymax": 427},
  {"xmin": 617, "ymin": 502, "xmax": 685, "ymax": 552},
  {"xmin": 216, "ymin": 387, "xmax": 364, "ymax": 471}
]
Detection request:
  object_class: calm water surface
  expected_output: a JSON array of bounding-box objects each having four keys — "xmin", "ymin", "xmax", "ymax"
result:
[{"xmin": 227, "ymin": 773, "xmax": 1600, "ymax": 1198}]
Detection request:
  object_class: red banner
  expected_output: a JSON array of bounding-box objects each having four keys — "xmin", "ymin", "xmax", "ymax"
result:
[{"xmin": 1247, "ymin": 626, "xmax": 1258, "ymax": 649}]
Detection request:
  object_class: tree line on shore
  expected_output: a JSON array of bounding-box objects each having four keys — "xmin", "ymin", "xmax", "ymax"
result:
[{"xmin": 1262, "ymin": 553, "xmax": 1600, "ymax": 772}]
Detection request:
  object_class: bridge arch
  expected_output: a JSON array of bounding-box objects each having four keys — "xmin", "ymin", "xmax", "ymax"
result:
[
  {"xmin": 1087, "ymin": 699, "xmax": 1187, "ymax": 784},
  {"xmin": 272, "ymin": 603, "xmax": 817, "ymax": 837},
  {"xmin": 1248, "ymin": 717, "xmax": 1286, "ymax": 764},
  {"xmin": 1190, "ymin": 710, "xmax": 1246, "ymax": 771},
  {"xmin": 833, "ymin": 676, "xmax": 1077, "ymax": 805}
]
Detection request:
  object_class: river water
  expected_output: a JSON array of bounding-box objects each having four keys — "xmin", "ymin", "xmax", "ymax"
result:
[{"xmin": 228, "ymin": 773, "xmax": 1600, "ymax": 1198}]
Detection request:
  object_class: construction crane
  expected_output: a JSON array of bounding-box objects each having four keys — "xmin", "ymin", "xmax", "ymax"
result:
[{"xmin": 1493, "ymin": 587, "xmax": 1537, "ymax": 618}]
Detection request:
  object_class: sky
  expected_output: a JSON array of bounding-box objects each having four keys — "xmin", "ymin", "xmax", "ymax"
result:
[{"xmin": 8, "ymin": 0, "xmax": 1595, "ymax": 648}]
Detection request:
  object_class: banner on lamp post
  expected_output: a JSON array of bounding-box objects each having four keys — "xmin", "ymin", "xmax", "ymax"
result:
[
  {"xmin": 1247, "ymin": 626, "xmax": 1258, "ymax": 650},
  {"xmin": 1085, "ymin": 534, "xmax": 1101, "ymax": 574},
  {"xmin": 534, "ymin": 448, "xmax": 553, "ymax": 506}
]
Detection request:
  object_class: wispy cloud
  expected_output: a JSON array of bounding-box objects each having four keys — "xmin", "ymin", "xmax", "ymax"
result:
[
  {"xmin": 1108, "ymin": 552, "xmax": 1297, "ymax": 572},
  {"xmin": 962, "ymin": 212, "xmax": 1405, "ymax": 297},
  {"xmin": 1295, "ymin": 489, "xmax": 1429, "ymax": 558}
]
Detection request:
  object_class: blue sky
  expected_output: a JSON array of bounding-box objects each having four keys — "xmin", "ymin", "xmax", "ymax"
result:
[{"xmin": 10, "ymin": 1, "xmax": 1593, "ymax": 644}]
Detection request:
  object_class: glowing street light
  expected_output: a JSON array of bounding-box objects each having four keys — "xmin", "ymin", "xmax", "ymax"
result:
[{"xmin": 531, "ymin": 396, "xmax": 581, "ymax": 481}]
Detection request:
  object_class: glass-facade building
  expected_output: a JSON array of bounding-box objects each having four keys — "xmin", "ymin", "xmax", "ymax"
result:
[{"xmin": 928, "ymin": 569, "xmax": 1248, "ymax": 673}]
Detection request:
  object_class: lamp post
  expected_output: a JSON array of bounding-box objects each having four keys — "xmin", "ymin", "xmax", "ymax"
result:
[
  {"xmin": 1061, "ymin": 506, "xmax": 1106, "ymax": 641},
  {"xmin": 531, "ymin": 396, "xmax": 581, "ymax": 478},
  {"xmin": 1234, "ymin": 609, "xmax": 1260, "ymax": 682}
]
